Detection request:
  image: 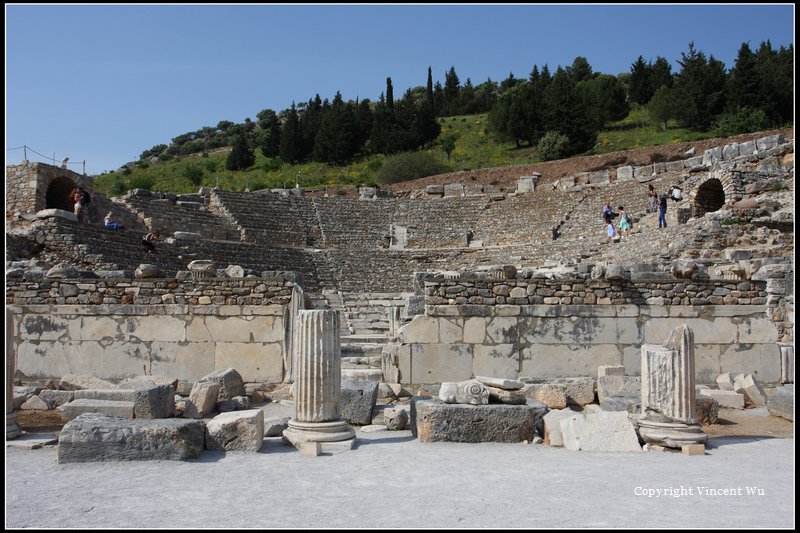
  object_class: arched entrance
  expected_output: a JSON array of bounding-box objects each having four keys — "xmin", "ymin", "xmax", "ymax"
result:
[
  {"xmin": 693, "ymin": 178, "xmax": 725, "ymax": 217},
  {"xmin": 45, "ymin": 176, "xmax": 78, "ymax": 211}
]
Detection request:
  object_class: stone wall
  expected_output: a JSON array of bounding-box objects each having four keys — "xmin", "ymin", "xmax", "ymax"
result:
[
  {"xmin": 6, "ymin": 162, "xmax": 93, "ymax": 216},
  {"xmin": 392, "ymin": 304, "xmax": 781, "ymax": 386}
]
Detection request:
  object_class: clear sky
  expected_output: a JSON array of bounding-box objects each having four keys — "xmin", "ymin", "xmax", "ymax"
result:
[{"xmin": 5, "ymin": 4, "xmax": 795, "ymax": 175}]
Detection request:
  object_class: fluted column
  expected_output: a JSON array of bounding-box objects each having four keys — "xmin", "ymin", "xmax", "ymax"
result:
[
  {"xmin": 7, "ymin": 310, "xmax": 21, "ymax": 439},
  {"xmin": 639, "ymin": 325, "xmax": 706, "ymax": 448},
  {"xmin": 283, "ymin": 310, "xmax": 355, "ymax": 450},
  {"xmin": 778, "ymin": 342, "xmax": 794, "ymax": 384}
]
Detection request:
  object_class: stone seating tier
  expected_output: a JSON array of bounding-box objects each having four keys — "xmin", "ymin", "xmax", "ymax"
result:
[{"xmin": 123, "ymin": 196, "xmax": 239, "ymax": 241}]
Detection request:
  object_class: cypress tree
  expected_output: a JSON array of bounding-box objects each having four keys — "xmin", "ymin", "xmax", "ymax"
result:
[
  {"xmin": 386, "ymin": 77, "xmax": 394, "ymax": 112},
  {"xmin": 279, "ymin": 104, "xmax": 302, "ymax": 163},
  {"xmin": 226, "ymin": 133, "xmax": 255, "ymax": 171},
  {"xmin": 629, "ymin": 56, "xmax": 650, "ymax": 105}
]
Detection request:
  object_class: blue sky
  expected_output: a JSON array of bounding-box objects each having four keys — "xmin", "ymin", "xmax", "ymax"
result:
[{"xmin": 5, "ymin": 4, "xmax": 794, "ymax": 175}]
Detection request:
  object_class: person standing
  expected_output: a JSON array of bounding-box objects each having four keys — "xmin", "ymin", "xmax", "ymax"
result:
[
  {"xmin": 658, "ymin": 193, "xmax": 668, "ymax": 229},
  {"xmin": 646, "ymin": 184, "xmax": 658, "ymax": 213},
  {"xmin": 618, "ymin": 205, "xmax": 631, "ymax": 238},
  {"xmin": 142, "ymin": 230, "xmax": 160, "ymax": 254},
  {"xmin": 605, "ymin": 214, "xmax": 618, "ymax": 243}
]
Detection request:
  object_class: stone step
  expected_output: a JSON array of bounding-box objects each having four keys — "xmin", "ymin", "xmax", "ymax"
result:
[
  {"xmin": 341, "ymin": 368, "xmax": 383, "ymax": 382},
  {"xmin": 340, "ymin": 334, "xmax": 389, "ymax": 344},
  {"xmin": 341, "ymin": 358, "xmax": 382, "ymax": 369},
  {"xmin": 341, "ymin": 343, "xmax": 385, "ymax": 357}
]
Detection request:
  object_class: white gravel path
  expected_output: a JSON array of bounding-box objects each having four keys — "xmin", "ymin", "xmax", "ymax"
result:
[{"xmin": 5, "ymin": 430, "xmax": 794, "ymax": 528}]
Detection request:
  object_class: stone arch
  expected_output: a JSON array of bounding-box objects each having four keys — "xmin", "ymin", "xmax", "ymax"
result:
[
  {"xmin": 689, "ymin": 172, "xmax": 736, "ymax": 218},
  {"xmin": 45, "ymin": 175, "xmax": 79, "ymax": 211}
]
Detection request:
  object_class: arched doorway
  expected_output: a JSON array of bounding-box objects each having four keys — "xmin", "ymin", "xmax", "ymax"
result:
[
  {"xmin": 45, "ymin": 176, "xmax": 78, "ymax": 211},
  {"xmin": 693, "ymin": 178, "xmax": 726, "ymax": 217}
]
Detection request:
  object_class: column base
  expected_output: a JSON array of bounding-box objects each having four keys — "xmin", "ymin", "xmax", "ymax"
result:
[
  {"xmin": 638, "ymin": 419, "xmax": 707, "ymax": 448},
  {"xmin": 7, "ymin": 412, "xmax": 22, "ymax": 440},
  {"xmin": 282, "ymin": 419, "xmax": 356, "ymax": 453}
]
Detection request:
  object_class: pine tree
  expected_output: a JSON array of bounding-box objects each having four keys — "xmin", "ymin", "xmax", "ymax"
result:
[
  {"xmin": 226, "ymin": 134, "xmax": 255, "ymax": 171},
  {"xmin": 629, "ymin": 56, "xmax": 650, "ymax": 105},
  {"xmin": 279, "ymin": 104, "xmax": 302, "ymax": 163},
  {"xmin": 443, "ymin": 67, "xmax": 460, "ymax": 115},
  {"xmin": 542, "ymin": 67, "xmax": 598, "ymax": 155},
  {"xmin": 259, "ymin": 111, "xmax": 281, "ymax": 158}
]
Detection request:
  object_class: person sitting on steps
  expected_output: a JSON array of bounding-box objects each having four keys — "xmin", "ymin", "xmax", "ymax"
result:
[{"xmin": 142, "ymin": 230, "xmax": 160, "ymax": 254}]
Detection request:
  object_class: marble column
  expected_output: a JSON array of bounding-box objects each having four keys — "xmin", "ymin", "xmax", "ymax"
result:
[
  {"xmin": 7, "ymin": 310, "xmax": 21, "ymax": 439},
  {"xmin": 283, "ymin": 310, "xmax": 355, "ymax": 450},
  {"xmin": 778, "ymin": 342, "xmax": 794, "ymax": 384},
  {"xmin": 639, "ymin": 324, "xmax": 707, "ymax": 448}
]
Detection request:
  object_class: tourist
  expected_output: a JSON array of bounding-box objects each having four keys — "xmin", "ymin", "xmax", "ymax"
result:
[
  {"xmin": 646, "ymin": 184, "xmax": 658, "ymax": 213},
  {"xmin": 602, "ymin": 200, "xmax": 615, "ymax": 223},
  {"xmin": 605, "ymin": 213, "xmax": 618, "ymax": 243},
  {"xmin": 658, "ymin": 193, "xmax": 668, "ymax": 229},
  {"xmin": 70, "ymin": 188, "xmax": 83, "ymax": 220},
  {"xmin": 671, "ymin": 185, "xmax": 682, "ymax": 202},
  {"xmin": 104, "ymin": 212, "xmax": 123, "ymax": 231},
  {"xmin": 142, "ymin": 230, "xmax": 160, "ymax": 253},
  {"xmin": 618, "ymin": 205, "xmax": 631, "ymax": 238},
  {"xmin": 78, "ymin": 187, "xmax": 91, "ymax": 222}
]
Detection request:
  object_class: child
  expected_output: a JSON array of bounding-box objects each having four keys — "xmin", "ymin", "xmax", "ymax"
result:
[
  {"xmin": 618, "ymin": 206, "xmax": 631, "ymax": 238},
  {"xmin": 605, "ymin": 214, "xmax": 617, "ymax": 243}
]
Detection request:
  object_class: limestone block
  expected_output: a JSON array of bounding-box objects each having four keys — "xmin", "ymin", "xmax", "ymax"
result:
[
  {"xmin": 36, "ymin": 209, "xmax": 78, "ymax": 221},
  {"xmin": 561, "ymin": 411, "xmax": 641, "ymax": 452},
  {"xmin": 526, "ymin": 383, "xmax": 567, "ymax": 409},
  {"xmin": 598, "ymin": 365, "xmax": 625, "ymax": 378},
  {"xmin": 59, "ymin": 374, "xmax": 116, "ymax": 391},
  {"xmin": 410, "ymin": 344, "xmax": 473, "ymax": 384},
  {"xmin": 398, "ymin": 315, "xmax": 439, "ymax": 344},
  {"xmin": 75, "ymin": 384, "xmax": 174, "ymax": 419},
  {"xmin": 38, "ymin": 389, "xmax": 74, "ymax": 409},
  {"xmin": 199, "ymin": 368, "xmax": 246, "ymax": 400},
  {"xmin": 716, "ymin": 373, "xmax": 734, "ymax": 391},
  {"xmin": 485, "ymin": 385, "xmax": 526, "ymax": 405},
  {"xmin": 694, "ymin": 396, "xmax": 719, "ymax": 425},
  {"xmin": 722, "ymin": 143, "xmax": 740, "ymax": 160},
  {"xmin": 384, "ymin": 407, "xmax": 409, "ymax": 430},
  {"xmin": 264, "ymin": 415, "xmax": 290, "ymax": 437},
  {"xmin": 603, "ymin": 395, "xmax": 641, "ymax": 413},
  {"xmin": 543, "ymin": 409, "xmax": 575, "ymax": 447},
  {"xmin": 117, "ymin": 375, "xmax": 179, "ymax": 391},
  {"xmin": 19, "ymin": 395, "xmax": 49, "ymax": 410},
  {"xmin": 605, "ymin": 265, "xmax": 625, "ymax": 280},
  {"xmin": 413, "ymin": 398, "xmax": 538, "ymax": 443},
  {"xmin": 57, "ymin": 413, "xmax": 205, "ymax": 463},
  {"xmin": 173, "ymin": 231, "xmax": 201, "ymax": 241},
  {"xmin": 463, "ymin": 317, "xmax": 487, "ymax": 344},
  {"xmin": 472, "ymin": 344, "xmax": 519, "ymax": 380},
  {"xmin": 215, "ymin": 342, "xmax": 283, "ymax": 383},
  {"xmin": 616, "ymin": 166, "xmax": 633, "ymax": 182},
  {"xmin": 475, "ymin": 376, "xmax": 524, "ymax": 390},
  {"xmin": 521, "ymin": 344, "xmax": 623, "ymax": 379},
  {"xmin": 58, "ymin": 399, "xmax": 135, "ymax": 421},
  {"xmin": 205, "ymin": 409, "xmax": 265, "ymax": 452},
  {"xmin": 134, "ymin": 264, "xmax": 165, "ymax": 279},
  {"xmin": 597, "ymin": 375, "xmax": 641, "ymax": 405},
  {"xmin": 340, "ymin": 380, "xmax": 379, "ymax": 425},
  {"xmin": 438, "ymin": 380, "xmax": 489, "ymax": 405},
  {"xmin": 738, "ymin": 374, "xmax": 768, "ymax": 407},
  {"xmin": 443, "ymin": 183, "xmax": 464, "ymax": 197},
  {"xmin": 549, "ymin": 377, "xmax": 596, "ymax": 406},
  {"xmin": 697, "ymin": 389, "xmax": 744, "ymax": 409},
  {"xmin": 184, "ymin": 381, "xmax": 220, "ymax": 419},
  {"xmin": 766, "ymin": 387, "xmax": 793, "ymax": 421}
]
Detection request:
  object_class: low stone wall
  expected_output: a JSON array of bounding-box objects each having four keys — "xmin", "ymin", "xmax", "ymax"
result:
[
  {"xmin": 392, "ymin": 304, "xmax": 781, "ymax": 386},
  {"xmin": 7, "ymin": 278, "xmax": 296, "ymax": 384}
]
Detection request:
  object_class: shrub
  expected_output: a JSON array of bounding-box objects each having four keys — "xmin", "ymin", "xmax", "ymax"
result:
[
  {"xmin": 649, "ymin": 152, "xmax": 667, "ymax": 163},
  {"xmin": 376, "ymin": 152, "xmax": 448, "ymax": 185},
  {"xmin": 110, "ymin": 180, "xmax": 127, "ymax": 196},
  {"xmin": 261, "ymin": 158, "xmax": 282, "ymax": 172},
  {"xmin": 183, "ymin": 164, "xmax": 204, "ymax": 185},
  {"xmin": 713, "ymin": 107, "xmax": 770, "ymax": 137},
  {"xmin": 129, "ymin": 174, "xmax": 156, "ymax": 190},
  {"xmin": 536, "ymin": 131, "xmax": 570, "ymax": 161}
]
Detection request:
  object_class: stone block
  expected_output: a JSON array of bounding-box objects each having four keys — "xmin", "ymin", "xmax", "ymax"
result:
[
  {"xmin": 340, "ymin": 380, "xmax": 379, "ymax": 425},
  {"xmin": 485, "ymin": 385, "xmax": 526, "ymax": 405},
  {"xmin": 410, "ymin": 344, "xmax": 473, "ymax": 384},
  {"xmin": 543, "ymin": 408, "xmax": 575, "ymax": 447},
  {"xmin": 715, "ymin": 373, "xmax": 734, "ymax": 391},
  {"xmin": 738, "ymin": 374, "xmax": 768, "ymax": 407},
  {"xmin": 602, "ymin": 395, "xmax": 640, "ymax": 413},
  {"xmin": 59, "ymin": 374, "xmax": 116, "ymax": 391},
  {"xmin": 694, "ymin": 396, "xmax": 719, "ymax": 425},
  {"xmin": 384, "ymin": 407, "xmax": 409, "ymax": 430},
  {"xmin": 682, "ymin": 444, "xmax": 705, "ymax": 456},
  {"xmin": 57, "ymin": 413, "xmax": 205, "ymax": 463},
  {"xmin": 184, "ymin": 381, "xmax": 220, "ymax": 418},
  {"xmin": 75, "ymin": 384, "xmax": 174, "ymax": 419},
  {"xmin": 697, "ymin": 389, "xmax": 744, "ymax": 409},
  {"xmin": 38, "ymin": 389, "xmax": 74, "ymax": 409},
  {"xmin": 58, "ymin": 399, "xmax": 135, "ymax": 421},
  {"xmin": 525, "ymin": 383, "xmax": 567, "ymax": 409},
  {"xmin": 561, "ymin": 411, "xmax": 641, "ymax": 452},
  {"xmin": 616, "ymin": 166, "xmax": 633, "ymax": 182},
  {"xmin": 475, "ymin": 375, "xmax": 524, "ymax": 390},
  {"xmin": 766, "ymin": 387, "xmax": 793, "ymax": 421},
  {"xmin": 546, "ymin": 377, "xmax": 596, "ymax": 406},
  {"xmin": 597, "ymin": 375, "xmax": 641, "ymax": 405},
  {"xmin": 205, "ymin": 409, "xmax": 265, "ymax": 452},
  {"xmin": 413, "ymin": 398, "xmax": 538, "ymax": 443},
  {"xmin": 598, "ymin": 365, "xmax": 625, "ymax": 378},
  {"xmin": 199, "ymin": 368, "xmax": 246, "ymax": 400},
  {"xmin": 19, "ymin": 395, "xmax": 50, "ymax": 410}
]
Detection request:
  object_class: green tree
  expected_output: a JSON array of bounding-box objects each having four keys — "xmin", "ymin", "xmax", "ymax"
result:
[
  {"xmin": 568, "ymin": 56, "xmax": 594, "ymax": 82},
  {"xmin": 629, "ymin": 56, "xmax": 650, "ymax": 105},
  {"xmin": 225, "ymin": 134, "xmax": 255, "ymax": 171},
  {"xmin": 386, "ymin": 77, "xmax": 394, "ymax": 112},
  {"xmin": 577, "ymin": 74, "xmax": 630, "ymax": 128},
  {"xmin": 648, "ymin": 85, "xmax": 673, "ymax": 130},
  {"xmin": 440, "ymin": 132, "xmax": 458, "ymax": 161},
  {"xmin": 542, "ymin": 67, "xmax": 598, "ymax": 156},
  {"xmin": 671, "ymin": 42, "xmax": 727, "ymax": 130},
  {"xmin": 279, "ymin": 104, "xmax": 302, "ymax": 163},
  {"xmin": 443, "ymin": 66, "xmax": 461, "ymax": 115}
]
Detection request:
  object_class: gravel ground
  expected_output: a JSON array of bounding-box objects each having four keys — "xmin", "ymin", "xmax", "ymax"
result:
[{"xmin": 5, "ymin": 414, "xmax": 794, "ymax": 529}]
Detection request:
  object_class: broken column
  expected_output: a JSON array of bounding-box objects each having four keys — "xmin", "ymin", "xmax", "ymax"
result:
[
  {"xmin": 282, "ymin": 310, "xmax": 355, "ymax": 452},
  {"xmin": 638, "ymin": 324, "xmax": 707, "ymax": 448},
  {"xmin": 7, "ymin": 310, "xmax": 21, "ymax": 439},
  {"xmin": 778, "ymin": 342, "xmax": 794, "ymax": 384}
]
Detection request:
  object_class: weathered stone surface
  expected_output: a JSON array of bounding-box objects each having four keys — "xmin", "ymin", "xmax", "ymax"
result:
[
  {"xmin": 698, "ymin": 389, "xmax": 744, "ymax": 409},
  {"xmin": 232, "ymin": 396, "xmax": 251, "ymax": 410},
  {"xmin": 439, "ymin": 380, "xmax": 489, "ymax": 405},
  {"xmin": 598, "ymin": 365, "xmax": 625, "ymax": 378},
  {"xmin": 597, "ymin": 375, "xmax": 641, "ymax": 405},
  {"xmin": 525, "ymin": 383, "xmax": 567, "ymax": 409},
  {"xmin": 184, "ymin": 381, "xmax": 220, "ymax": 419},
  {"xmin": 134, "ymin": 264, "xmax": 165, "ymax": 279},
  {"xmin": 738, "ymin": 374, "xmax": 768, "ymax": 407},
  {"xmin": 384, "ymin": 407, "xmax": 409, "ymax": 430},
  {"xmin": 694, "ymin": 396, "xmax": 719, "ymax": 425},
  {"xmin": 543, "ymin": 408, "xmax": 575, "ymax": 447},
  {"xmin": 560, "ymin": 411, "xmax": 641, "ymax": 452},
  {"xmin": 485, "ymin": 385, "xmax": 527, "ymax": 405},
  {"xmin": 549, "ymin": 377, "xmax": 596, "ymax": 406},
  {"xmin": 603, "ymin": 395, "xmax": 640, "ymax": 412},
  {"xmin": 715, "ymin": 373, "xmax": 735, "ymax": 391},
  {"xmin": 59, "ymin": 374, "xmax": 116, "ymax": 391},
  {"xmin": 116, "ymin": 375, "xmax": 179, "ymax": 391},
  {"xmin": 199, "ymin": 368, "xmax": 246, "ymax": 401},
  {"xmin": 766, "ymin": 387, "xmax": 793, "ymax": 421},
  {"xmin": 340, "ymin": 380, "xmax": 379, "ymax": 425},
  {"xmin": 205, "ymin": 409, "xmax": 265, "ymax": 452},
  {"xmin": 413, "ymin": 398, "xmax": 538, "ymax": 443},
  {"xmin": 75, "ymin": 384, "xmax": 174, "ymax": 419},
  {"xmin": 19, "ymin": 395, "xmax": 50, "ymax": 410},
  {"xmin": 57, "ymin": 413, "xmax": 205, "ymax": 463},
  {"xmin": 38, "ymin": 389, "xmax": 74, "ymax": 408},
  {"xmin": 16, "ymin": 408, "xmax": 67, "ymax": 429},
  {"xmin": 58, "ymin": 399, "xmax": 135, "ymax": 421},
  {"xmin": 264, "ymin": 416, "xmax": 290, "ymax": 437},
  {"xmin": 475, "ymin": 375, "xmax": 524, "ymax": 390}
]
